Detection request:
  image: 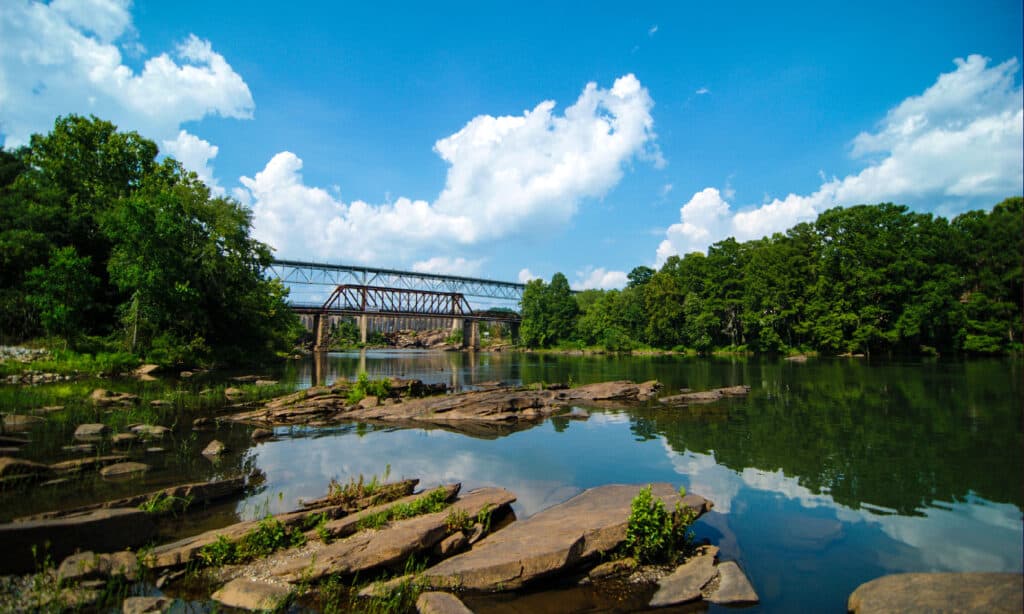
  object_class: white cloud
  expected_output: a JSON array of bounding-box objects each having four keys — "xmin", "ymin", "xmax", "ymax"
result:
[
  {"xmin": 411, "ymin": 256, "xmax": 485, "ymax": 277},
  {"xmin": 0, "ymin": 1, "xmax": 253, "ymax": 150},
  {"xmin": 518, "ymin": 268, "xmax": 540, "ymax": 283},
  {"xmin": 656, "ymin": 55, "xmax": 1023, "ymax": 264},
  {"xmin": 240, "ymin": 75, "xmax": 660, "ymax": 265},
  {"xmin": 162, "ymin": 130, "xmax": 223, "ymax": 195},
  {"xmin": 648, "ymin": 24, "xmax": 659, "ymax": 37},
  {"xmin": 695, "ymin": 87, "xmax": 710, "ymax": 95},
  {"xmin": 575, "ymin": 266, "xmax": 629, "ymax": 290}
]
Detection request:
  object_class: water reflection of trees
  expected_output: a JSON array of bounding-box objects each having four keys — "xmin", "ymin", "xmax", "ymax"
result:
[{"xmin": 630, "ymin": 359, "xmax": 1022, "ymax": 514}]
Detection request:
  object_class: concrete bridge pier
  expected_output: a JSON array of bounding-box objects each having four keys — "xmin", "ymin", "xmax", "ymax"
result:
[
  {"xmin": 359, "ymin": 315, "xmax": 368, "ymax": 345},
  {"xmin": 461, "ymin": 320, "xmax": 480, "ymax": 350},
  {"xmin": 313, "ymin": 313, "xmax": 330, "ymax": 352}
]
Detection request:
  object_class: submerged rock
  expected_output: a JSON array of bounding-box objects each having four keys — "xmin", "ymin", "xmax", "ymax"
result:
[
  {"xmin": 848, "ymin": 572, "xmax": 1023, "ymax": 613},
  {"xmin": 201, "ymin": 439, "xmax": 227, "ymax": 456},
  {"xmin": 420, "ymin": 483, "xmax": 712, "ymax": 592},
  {"xmin": 99, "ymin": 461, "xmax": 150, "ymax": 477},
  {"xmin": 89, "ymin": 389, "xmax": 139, "ymax": 407},
  {"xmin": 73, "ymin": 423, "xmax": 108, "ymax": 439},
  {"xmin": 659, "ymin": 385, "xmax": 751, "ymax": 405},
  {"xmin": 122, "ymin": 596, "xmax": 174, "ymax": 614}
]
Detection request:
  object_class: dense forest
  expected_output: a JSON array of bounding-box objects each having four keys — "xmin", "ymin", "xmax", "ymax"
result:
[
  {"xmin": 522, "ymin": 198, "xmax": 1022, "ymax": 355},
  {"xmin": 0, "ymin": 115, "xmax": 303, "ymax": 365}
]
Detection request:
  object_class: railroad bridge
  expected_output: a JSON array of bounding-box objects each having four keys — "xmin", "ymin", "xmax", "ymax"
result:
[{"xmin": 267, "ymin": 260, "xmax": 525, "ymax": 350}]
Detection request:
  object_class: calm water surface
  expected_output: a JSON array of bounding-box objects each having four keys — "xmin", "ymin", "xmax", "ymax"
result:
[{"xmin": 3, "ymin": 351, "xmax": 1021, "ymax": 612}]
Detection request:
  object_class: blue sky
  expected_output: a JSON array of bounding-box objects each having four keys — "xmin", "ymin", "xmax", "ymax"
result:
[{"xmin": 1, "ymin": 1, "xmax": 1021, "ymax": 288}]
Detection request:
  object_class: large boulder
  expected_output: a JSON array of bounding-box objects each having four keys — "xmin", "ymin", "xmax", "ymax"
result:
[
  {"xmin": 848, "ymin": 572, "xmax": 1023, "ymax": 613},
  {"xmin": 0, "ymin": 508, "xmax": 155, "ymax": 574},
  {"xmin": 420, "ymin": 483, "xmax": 712, "ymax": 592}
]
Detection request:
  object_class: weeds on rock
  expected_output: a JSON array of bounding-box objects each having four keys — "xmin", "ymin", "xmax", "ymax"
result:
[
  {"xmin": 327, "ymin": 465, "xmax": 391, "ymax": 506},
  {"xmin": 625, "ymin": 485, "xmax": 696, "ymax": 565},
  {"xmin": 197, "ymin": 516, "xmax": 306, "ymax": 567},
  {"xmin": 356, "ymin": 487, "xmax": 450, "ymax": 531},
  {"xmin": 346, "ymin": 372, "xmax": 391, "ymax": 404},
  {"xmin": 138, "ymin": 492, "xmax": 193, "ymax": 515}
]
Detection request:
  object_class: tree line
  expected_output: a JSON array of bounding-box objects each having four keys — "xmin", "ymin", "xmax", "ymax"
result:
[
  {"xmin": 0, "ymin": 115, "xmax": 303, "ymax": 365},
  {"xmin": 521, "ymin": 198, "xmax": 1022, "ymax": 355}
]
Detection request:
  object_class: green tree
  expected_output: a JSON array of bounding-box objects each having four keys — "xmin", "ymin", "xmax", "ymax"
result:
[{"xmin": 25, "ymin": 246, "xmax": 98, "ymax": 344}]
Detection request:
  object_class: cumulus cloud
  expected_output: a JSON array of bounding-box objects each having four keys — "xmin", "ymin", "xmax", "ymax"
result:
[
  {"xmin": 411, "ymin": 256, "xmax": 485, "ymax": 277},
  {"xmin": 0, "ymin": 0, "xmax": 253, "ymax": 150},
  {"xmin": 162, "ymin": 130, "xmax": 223, "ymax": 195},
  {"xmin": 575, "ymin": 266, "xmax": 629, "ymax": 290},
  {"xmin": 656, "ymin": 54, "xmax": 1023, "ymax": 264},
  {"xmin": 695, "ymin": 87, "xmax": 710, "ymax": 95},
  {"xmin": 240, "ymin": 75, "xmax": 660, "ymax": 265},
  {"xmin": 518, "ymin": 268, "xmax": 540, "ymax": 283}
]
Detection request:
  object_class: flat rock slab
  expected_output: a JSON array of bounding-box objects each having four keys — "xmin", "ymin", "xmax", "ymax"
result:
[
  {"xmin": 0, "ymin": 456, "xmax": 53, "ymax": 481},
  {"xmin": 0, "ymin": 507, "xmax": 155, "ymax": 574},
  {"xmin": 659, "ymin": 385, "xmax": 751, "ymax": 405},
  {"xmin": 848, "ymin": 572, "xmax": 1023, "ymax": 613},
  {"xmin": 416, "ymin": 591, "xmax": 474, "ymax": 614},
  {"xmin": 57, "ymin": 550, "xmax": 139, "ymax": 581},
  {"xmin": 3, "ymin": 414, "xmax": 45, "ymax": 430},
  {"xmin": 51, "ymin": 454, "xmax": 127, "ymax": 473},
  {"xmin": 649, "ymin": 547, "xmax": 719, "ymax": 607},
  {"xmin": 707, "ymin": 560, "xmax": 759, "ymax": 605},
  {"xmin": 276, "ymin": 487, "xmax": 515, "ymax": 583},
  {"xmin": 212, "ymin": 578, "xmax": 291, "ymax": 611},
  {"xmin": 74, "ymin": 423, "xmax": 109, "ymax": 439},
  {"xmin": 100, "ymin": 461, "xmax": 150, "ymax": 477},
  {"xmin": 421, "ymin": 483, "xmax": 712, "ymax": 592},
  {"xmin": 122, "ymin": 596, "xmax": 174, "ymax": 614}
]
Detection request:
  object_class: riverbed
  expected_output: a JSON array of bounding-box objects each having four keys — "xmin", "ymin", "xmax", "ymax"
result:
[{"xmin": 2, "ymin": 350, "xmax": 1021, "ymax": 612}]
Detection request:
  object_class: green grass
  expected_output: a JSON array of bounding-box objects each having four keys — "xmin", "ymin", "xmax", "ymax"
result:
[
  {"xmin": 356, "ymin": 487, "xmax": 450, "ymax": 531},
  {"xmin": 196, "ymin": 515, "xmax": 306, "ymax": 567}
]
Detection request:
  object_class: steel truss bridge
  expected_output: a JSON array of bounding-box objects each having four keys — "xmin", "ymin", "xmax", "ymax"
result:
[
  {"xmin": 267, "ymin": 259, "xmax": 525, "ymax": 310},
  {"xmin": 268, "ymin": 260, "xmax": 524, "ymax": 349}
]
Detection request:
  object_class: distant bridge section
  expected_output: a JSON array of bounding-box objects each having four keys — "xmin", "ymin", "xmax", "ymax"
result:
[
  {"xmin": 269, "ymin": 260, "xmax": 524, "ymax": 349},
  {"xmin": 268, "ymin": 259, "xmax": 526, "ymax": 309}
]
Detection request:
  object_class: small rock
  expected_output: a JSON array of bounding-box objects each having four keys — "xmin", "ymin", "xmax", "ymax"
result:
[
  {"xmin": 89, "ymin": 389, "xmax": 139, "ymax": 407},
  {"xmin": 707, "ymin": 561, "xmax": 759, "ymax": 605},
  {"xmin": 33, "ymin": 405, "xmax": 64, "ymax": 415},
  {"xmin": 131, "ymin": 424, "xmax": 170, "ymax": 438},
  {"xmin": 359, "ymin": 395, "xmax": 379, "ymax": 409},
  {"xmin": 416, "ymin": 591, "xmax": 474, "ymax": 614},
  {"xmin": 466, "ymin": 523, "xmax": 485, "ymax": 545},
  {"xmin": 146, "ymin": 447, "xmax": 165, "ymax": 454},
  {"xmin": 588, "ymin": 557, "xmax": 637, "ymax": 579},
  {"xmin": 211, "ymin": 578, "xmax": 291, "ymax": 611},
  {"xmin": 57, "ymin": 550, "xmax": 138, "ymax": 581},
  {"xmin": 202, "ymin": 440, "xmax": 227, "ymax": 456},
  {"xmin": 192, "ymin": 417, "xmax": 214, "ymax": 429},
  {"xmin": 251, "ymin": 428, "xmax": 273, "ymax": 440},
  {"xmin": 123, "ymin": 596, "xmax": 174, "ymax": 614},
  {"xmin": 433, "ymin": 532, "xmax": 468, "ymax": 557},
  {"xmin": 179, "ymin": 371, "xmax": 193, "ymax": 378},
  {"xmin": 134, "ymin": 364, "xmax": 160, "ymax": 377},
  {"xmin": 62, "ymin": 444, "xmax": 95, "ymax": 453},
  {"xmin": 255, "ymin": 379, "xmax": 278, "ymax": 386},
  {"xmin": 785, "ymin": 354, "xmax": 808, "ymax": 362},
  {"xmin": 99, "ymin": 462, "xmax": 150, "ymax": 478},
  {"xmin": 149, "ymin": 399, "xmax": 171, "ymax": 407},
  {"xmin": 224, "ymin": 387, "xmax": 244, "ymax": 399},
  {"xmin": 648, "ymin": 546, "xmax": 719, "ymax": 607},
  {"xmin": 40, "ymin": 478, "xmax": 70, "ymax": 487},
  {"xmin": 74, "ymin": 423, "xmax": 109, "ymax": 440},
  {"xmin": 0, "ymin": 446, "xmax": 20, "ymax": 454},
  {"xmin": 3, "ymin": 414, "xmax": 45, "ymax": 431},
  {"xmin": 567, "ymin": 408, "xmax": 589, "ymax": 420},
  {"xmin": 0, "ymin": 456, "xmax": 53, "ymax": 481},
  {"xmin": 112, "ymin": 433, "xmax": 137, "ymax": 445}
]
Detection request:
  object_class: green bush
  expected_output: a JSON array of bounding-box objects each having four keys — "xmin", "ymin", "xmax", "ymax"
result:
[
  {"xmin": 346, "ymin": 372, "xmax": 392, "ymax": 404},
  {"xmin": 625, "ymin": 485, "xmax": 696, "ymax": 564}
]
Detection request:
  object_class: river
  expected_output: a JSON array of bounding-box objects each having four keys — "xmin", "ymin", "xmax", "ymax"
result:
[{"xmin": 2, "ymin": 350, "xmax": 1021, "ymax": 612}]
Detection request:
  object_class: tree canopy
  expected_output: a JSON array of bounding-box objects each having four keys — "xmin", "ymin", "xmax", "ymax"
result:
[
  {"xmin": 521, "ymin": 199, "xmax": 1022, "ymax": 355},
  {"xmin": 0, "ymin": 115, "xmax": 302, "ymax": 364}
]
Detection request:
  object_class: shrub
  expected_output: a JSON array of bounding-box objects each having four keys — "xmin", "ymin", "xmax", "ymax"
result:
[
  {"xmin": 625, "ymin": 485, "xmax": 696, "ymax": 564},
  {"xmin": 346, "ymin": 372, "xmax": 392, "ymax": 404}
]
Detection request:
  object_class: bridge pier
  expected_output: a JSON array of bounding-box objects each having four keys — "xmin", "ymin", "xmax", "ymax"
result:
[
  {"xmin": 461, "ymin": 320, "xmax": 480, "ymax": 350},
  {"xmin": 313, "ymin": 313, "xmax": 330, "ymax": 352},
  {"xmin": 359, "ymin": 314, "xmax": 368, "ymax": 345}
]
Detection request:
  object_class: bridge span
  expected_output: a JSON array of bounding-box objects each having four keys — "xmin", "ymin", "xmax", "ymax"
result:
[{"xmin": 268, "ymin": 260, "xmax": 524, "ymax": 349}]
